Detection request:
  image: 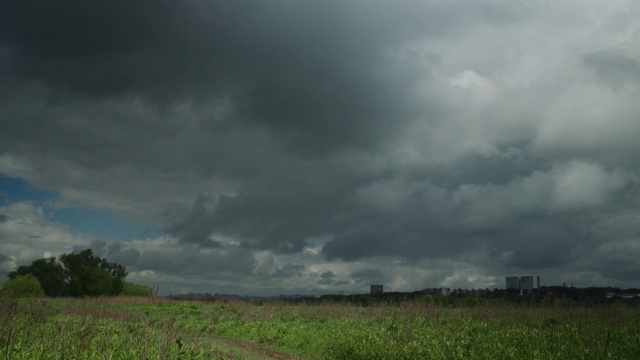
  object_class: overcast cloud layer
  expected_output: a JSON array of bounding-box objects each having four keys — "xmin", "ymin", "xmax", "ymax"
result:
[{"xmin": 1, "ymin": 1, "xmax": 640, "ymax": 295}]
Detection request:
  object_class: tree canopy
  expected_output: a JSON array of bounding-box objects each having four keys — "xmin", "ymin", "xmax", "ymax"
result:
[
  {"xmin": 8, "ymin": 249, "xmax": 127, "ymax": 297},
  {"xmin": 8, "ymin": 257, "xmax": 66, "ymax": 297}
]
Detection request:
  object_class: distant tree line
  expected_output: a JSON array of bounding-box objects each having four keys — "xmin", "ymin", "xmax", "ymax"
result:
[
  {"xmin": 312, "ymin": 286, "xmax": 640, "ymax": 307},
  {"xmin": 3, "ymin": 249, "xmax": 148, "ymax": 298}
]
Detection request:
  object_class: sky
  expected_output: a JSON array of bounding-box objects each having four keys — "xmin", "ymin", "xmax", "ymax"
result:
[{"xmin": 1, "ymin": 0, "xmax": 640, "ymax": 296}]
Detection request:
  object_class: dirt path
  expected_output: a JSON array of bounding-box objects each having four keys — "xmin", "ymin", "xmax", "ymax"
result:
[{"xmin": 215, "ymin": 338, "xmax": 303, "ymax": 360}]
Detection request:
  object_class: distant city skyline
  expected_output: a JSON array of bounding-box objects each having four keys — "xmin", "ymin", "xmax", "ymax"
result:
[{"xmin": 506, "ymin": 275, "xmax": 541, "ymax": 292}]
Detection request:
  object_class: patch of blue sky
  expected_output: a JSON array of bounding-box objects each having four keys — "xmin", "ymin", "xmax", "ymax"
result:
[
  {"xmin": 50, "ymin": 208, "xmax": 160, "ymax": 241},
  {"xmin": 0, "ymin": 174, "xmax": 58, "ymax": 204},
  {"xmin": 1, "ymin": 174, "xmax": 160, "ymax": 241}
]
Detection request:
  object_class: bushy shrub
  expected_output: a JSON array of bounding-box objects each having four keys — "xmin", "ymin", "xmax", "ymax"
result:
[
  {"xmin": 1, "ymin": 274, "xmax": 45, "ymax": 297},
  {"xmin": 120, "ymin": 282, "xmax": 154, "ymax": 297}
]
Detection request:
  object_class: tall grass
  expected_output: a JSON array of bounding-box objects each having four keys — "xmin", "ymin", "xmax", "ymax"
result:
[
  {"xmin": 206, "ymin": 301, "xmax": 640, "ymax": 359},
  {"xmin": 1, "ymin": 296, "xmax": 638, "ymax": 359},
  {"xmin": 0, "ymin": 297, "xmax": 227, "ymax": 359}
]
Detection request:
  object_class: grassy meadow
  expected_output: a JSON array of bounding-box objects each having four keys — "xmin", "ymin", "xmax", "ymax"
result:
[{"xmin": 1, "ymin": 296, "xmax": 639, "ymax": 359}]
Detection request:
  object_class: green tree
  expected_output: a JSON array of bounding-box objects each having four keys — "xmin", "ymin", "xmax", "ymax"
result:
[
  {"xmin": 8, "ymin": 257, "xmax": 67, "ymax": 297},
  {"xmin": 1, "ymin": 274, "xmax": 45, "ymax": 297},
  {"xmin": 8, "ymin": 249, "xmax": 128, "ymax": 297},
  {"xmin": 60, "ymin": 249, "xmax": 127, "ymax": 296}
]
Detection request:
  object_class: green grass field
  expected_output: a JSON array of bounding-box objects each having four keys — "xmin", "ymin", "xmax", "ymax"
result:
[{"xmin": 1, "ymin": 296, "xmax": 638, "ymax": 359}]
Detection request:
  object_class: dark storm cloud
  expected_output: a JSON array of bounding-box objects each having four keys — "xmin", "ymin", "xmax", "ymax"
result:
[
  {"xmin": 0, "ymin": 0, "xmax": 190, "ymax": 97},
  {"xmin": 133, "ymin": 245, "xmax": 255, "ymax": 277},
  {"xmin": 163, "ymin": 158, "xmax": 372, "ymax": 253},
  {"xmin": 595, "ymin": 255, "xmax": 640, "ymax": 282},
  {"xmin": 0, "ymin": 253, "xmax": 11, "ymax": 262},
  {"xmin": 492, "ymin": 218, "xmax": 595, "ymax": 270},
  {"xmin": 163, "ymin": 147, "xmax": 629, "ymax": 270},
  {"xmin": 164, "ymin": 195, "xmax": 222, "ymax": 248},
  {"xmin": 2, "ymin": 0, "xmax": 640, "ymax": 292},
  {"xmin": 0, "ymin": 0, "xmax": 523, "ymax": 156},
  {"xmin": 0, "ymin": 0, "xmax": 508, "ymax": 97}
]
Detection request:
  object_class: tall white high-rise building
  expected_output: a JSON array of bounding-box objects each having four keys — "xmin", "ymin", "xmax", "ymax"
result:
[{"xmin": 506, "ymin": 275, "xmax": 540, "ymax": 292}]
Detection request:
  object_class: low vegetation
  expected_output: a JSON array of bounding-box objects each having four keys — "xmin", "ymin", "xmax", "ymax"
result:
[
  {"xmin": 0, "ymin": 274, "xmax": 44, "ymax": 298},
  {"xmin": 120, "ymin": 282, "xmax": 156, "ymax": 297},
  {"xmin": 1, "ymin": 297, "xmax": 638, "ymax": 359}
]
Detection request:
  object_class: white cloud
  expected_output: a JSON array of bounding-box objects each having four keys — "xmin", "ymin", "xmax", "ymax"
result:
[
  {"xmin": 0, "ymin": 202, "xmax": 90, "ymax": 267},
  {"xmin": 0, "ymin": 154, "xmax": 35, "ymax": 180},
  {"xmin": 532, "ymin": 83, "xmax": 640, "ymax": 164},
  {"xmin": 449, "ymin": 70, "xmax": 496, "ymax": 104},
  {"xmin": 551, "ymin": 161, "xmax": 629, "ymax": 211},
  {"xmin": 450, "ymin": 169, "xmax": 552, "ymax": 230}
]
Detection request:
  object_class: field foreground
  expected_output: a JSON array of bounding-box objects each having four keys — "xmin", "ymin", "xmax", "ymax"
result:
[{"xmin": 1, "ymin": 297, "xmax": 639, "ymax": 359}]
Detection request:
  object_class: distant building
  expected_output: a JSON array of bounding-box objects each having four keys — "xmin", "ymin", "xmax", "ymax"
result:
[
  {"xmin": 370, "ymin": 285, "xmax": 383, "ymax": 294},
  {"xmin": 505, "ymin": 276, "xmax": 520, "ymax": 289},
  {"xmin": 520, "ymin": 275, "xmax": 540, "ymax": 291},
  {"xmin": 506, "ymin": 275, "xmax": 540, "ymax": 292}
]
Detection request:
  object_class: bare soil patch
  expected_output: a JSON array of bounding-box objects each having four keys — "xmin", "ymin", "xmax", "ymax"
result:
[{"xmin": 218, "ymin": 338, "xmax": 302, "ymax": 360}]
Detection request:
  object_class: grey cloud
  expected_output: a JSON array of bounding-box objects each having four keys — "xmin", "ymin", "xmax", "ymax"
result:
[
  {"xmin": 163, "ymin": 148, "xmax": 634, "ymax": 269},
  {"xmin": 0, "ymin": 253, "xmax": 11, "ymax": 262},
  {"xmin": 496, "ymin": 219, "xmax": 594, "ymax": 270},
  {"xmin": 90, "ymin": 239, "xmax": 107, "ymax": 257},
  {"xmin": 73, "ymin": 240, "xmax": 108, "ymax": 256},
  {"xmin": 134, "ymin": 245, "xmax": 255, "ymax": 277},
  {"xmin": 597, "ymin": 259, "xmax": 640, "ymax": 282},
  {"xmin": 317, "ymin": 271, "xmax": 336, "ymax": 285},
  {"xmin": 1, "ymin": 1, "xmax": 640, "ymax": 293},
  {"xmin": 0, "ymin": 1, "xmax": 190, "ymax": 98},
  {"xmin": 71, "ymin": 245, "xmax": 86, "ymax": 253},
  {"xmin": 587, "ymin": 239, "xmax": 640, "ymax": 282},
  {"xmin": 106, "ymin": 242, "xmax": 140, "ymax": 267},
  {"xmin": 426, "ymin": 148, "xmax": 550, "ymax": 190},
  {"xmin": 164, "ymin": 195, "xmax": 222, "ymax": 248},
  {"xmin": 70, "ymin": 240, "xmax": 139, "ymax": 266},
  {"xmin": 320, "ymin": 271, "xmax": 335, "ymax": 279},
  {"xmin": 351, "ymin": 269, "xmax": 384, "ymax": 283},
  {"xmin": 273, "ymin": 263, "xmax": 305, "ymax": 279},
  {"xmin": 163, "ymin": 160, "xmax": 370, "ymax": 253},
  {"xmin": 584, "ymin": 46, "xmax": 640, "ymax": 90},
  {"xmin": 0, "ymin": 0, "xmax": 524, "ymax": 156},
  {"xmin": 0, "ymin": 1, "xmax": 492, "ymax": 98},
  {"xmin": 317, "ymin": 279, "xmax": 351, "ymax": 286}
]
